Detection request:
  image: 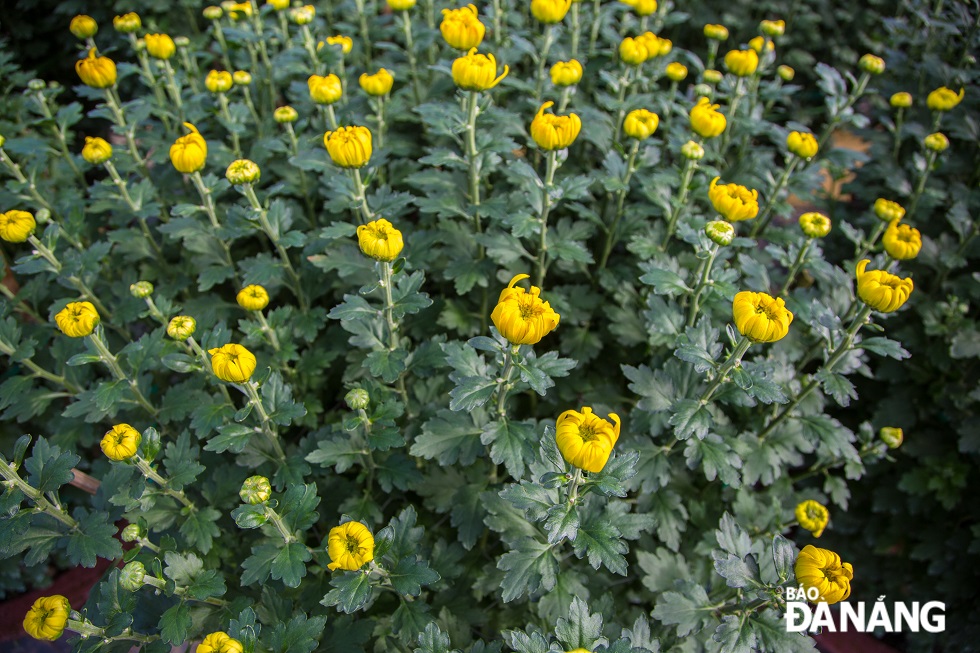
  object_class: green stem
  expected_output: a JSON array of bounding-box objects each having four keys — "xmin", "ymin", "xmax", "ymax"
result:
[
  {"xmin": 381, "ymin": 261, "xmax": 400, "ymax": 351},
  {"xmin": 264, "ymin": 505, "xmax": 297, "ymax": 543},
  {"xmin": 0, "ymin": 340, "xmax": 81, "ymax": 393},
  {"xmin": 244, "ymin": 381, "xmax": 287, "ymax": 462},
  {"xmin": 661, "ymin": 156, "xmax": 697, "ymax": 249},
  {"xmin": 187, "ymin": 336, "xmax": 235, "ymax": 406},
  {"xmin": 536, "ymin": 151, "xmax": 559, "ymax": 288},
  {"xmin": 134, "ymin": 456, "xmax": 195, "ymax": 510},
  {"xmin": 0, "ymin": 283, "xmax": 44, "ymax": 323},
  {"xmin": 465, "ymin": 91, "xmax": 484, "ymax": 257},
  {"xmin": 719, "ymin": 76, "xmax": 745, "ymax": 157},
  {"xmin": 699, "ymin": 337, "xmax": 752, "ymax": 403},
  {"xmin": 141, "ymin": 574, "xmax": 228, "ymax": 607},
  {"xmin": 567, "ymin": 467, "xmax": 583, "ymax": 504},
  {"xmin": 907, "ymin": 150, "xmax": 938, "ymax": 218},
  {"xmin": 892, "ymin": 108, "xmax": 905, "ymax": 161},
  {"xmin": 749, "ymin": 156, "xmax": 800, "ymax": 238},
  {"xmin": 588, "ymin": 0, "xmax": 602, "ymax": 57},
  {"xmin": 815, "ymin": 71, "xmax": 871, "ymax": 157},
  {"xmin": 494, "ymin": 345, "xmax": 520, "ymax": 418},
  {"xmin": 779, "ymin": 239, "xmax": 812, "ymax": 296},
  {"xmin": 611, "ymin": 67, "xmax": 634, "ymax": 143},
  {"xmin": 103, "ymin": 88, "xmax": 150, "ymax": 177},
  {"xmin": 210, "ymin": 20, "xmax": 235, "ymax": 72},
  {"xmin": 300, "ymin": 24, "xmax": 324, "ymax": 75},
  {"xmin": 129, "ymin": 34, "xmax": 172, "ymax": 133},
  {"xmin": 758, "ymin": 304, "xmax": 873, "ymax": 442},
  {"xmin": 350, "ymin": 168, "xmax": 375, "ymax": 224},
  {"xmin": 160, "ymin": 60, "xmax": 185, "ymax": 123},
  {"xmin": 705, "ymin": 41, "xmax": 719, "ymax": 72},
  {"xmin": 534, "ymin": 26, "xmax": 556, "ymax": 100},
  {"xmin": 598, "ymin": 140, "xmax": 640, "ymax": 271},
  {"xmin": 0, "ymin": 456, "xmax": 78, "ymax": 529},
  {"xmin": 32, "ymin": 92, "xmax": 85, "ymax": 186},
  {"xmin": 244, "ymin": 185, "xmax": 307, "ymax": 311},
  {"xmin": 853, "ymin": 222, "xmax": 887, "ymax": 263},
  {"xmin": 687, "ymin": 244, "xmax": 720, "ymax": 327},
  {"xmin": 402, "ymin": 12, "xmax": 423, "ymax": 105},
  {"xmin": 217, "ymin": 93, "xmax": 243, "ymax": 158},
  {"xmin": 354, "ymin": 0, "xmax": 373, "ymax": 67},
  {"xmin": 89, "ymin": 331, "xmax": 159, "ymax": 418},
  {"xmin": 104, "ymin": 160, "xmax": 163, "ymax": 258},
  {"xmin": 284, "ymin": 124, "xmax": 316, "ymax": 226}
]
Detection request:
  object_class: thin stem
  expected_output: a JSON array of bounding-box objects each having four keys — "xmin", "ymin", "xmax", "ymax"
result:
[
  {"xmin": 611, "ymin": 67, "xmax": 635, "ymax": 143},
  {"xmin": 134, "ymin": 456, "xmax": 195, "ymax": 510},
  {"xmin": 907, "ymin": 150, "xmax": 938, "ymax": 218},
  {"xmin": 89, "ymin": 331, "xmax": 159, "ymax": 418},
  {"xmin": 104, "ymin": 160, "xmax": 163, "ymax": 258},
  {"xmin": 661, "ymin": 156, "xmax": 697, "ymax": 249},
  {"xmin": 535, "ymin": 150, "xmax": 559, "ymax": 287},
  {"xmin": 465, "ymin": 91, "xmax": 485, "ymax": 257},
  {"xmin": 381, "ymin": 261, "xmax": 400, "ymax": 351},
  {"xmin": 0, "ymin": 456, "xmax": 78, "ymax": 530},
  {"xmin": 0, "ymin": 283, "xmax": 43, "ymax": 323},
  {"xmin": 719, "ymin": 76, "xmax": 745, "ymax": 157},
  {"xmin": 243, "ymin": 185, "xmax": 307, "ymax": 310},
  {"xmin": 264, "ymin": 505, "xmax": 297, "ymax": 543},
  {"xmin": 494, "ymin": 345, "xmax": 520, "ymax": 418},
  {"xmin": 32, "ymin": 92, "xmax": 85, "ymax": 186},
  {"xmin": 779, "ymin": 239, "xmax": 812, "ymax": 296},
  {"xmin": 892, "ymin": 108, "xmax": 905, "ymax": 161},
  {"xmin": 749, "ymin": 156, "xmax": 800, "ymax": 238},
  {"xmin": 160, "ymin": 60, "xmax": 186, "ymax": 123},
  {"xmin": 534, "ymin": 26, "xmax": 556, "ymax": 100},
  {"xmin": 103, "ymin": 88, "xmax": 150, "ymax": 177},
  {"xmin": 570, "ymin": 2, "xmax": 580, "ymax": 59},
  {"xmin": 853, "ymin": 222, "xmax": 887, "ymax": 263},
  {"xmin": 300, "ymin": 24, "xmax": 324, "ymax": 75},
  {"xmin": 217, "ymin": 93, "xmax": 243, "ymax": 158},
  {"xmin": 567, "ymin": 467, "xmax": 584, "ymax": 504},
  {"xmin": 244, "ymin": 381, "xmax": 287, "ymax": 462},
  {"xmin": 815, "ymin": 72, "xmax": 871, "ymax": 157},
  {"xmin": 0, "ymin": 340, "xmax": 81, "ymax": 393},
  {"xmin": 687, "ymin": 245, "xmax": 721, "ymax": 327},
  {"xmin": 350, "ymin": 168, "xmax": 375, "ymax": 224},
  {"xmin": 700, "ymin": 337, "xmax": 752, "ymax": 403},
  {"xmin": 284, "ymin": 124, "xmax": 316, "ymax": 225},
  {"xmin": 354, "ymin": 0, "xmax": 373, "ymax": 67},
  {"xmin": 598, "ymin": 140, "xmax": 640, "ymax": 271},
  {"xmin": 401, "ymin": 12, "xmax": 423, "ymax": 105}
]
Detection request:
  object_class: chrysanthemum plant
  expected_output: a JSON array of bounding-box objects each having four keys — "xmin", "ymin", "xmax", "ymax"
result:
[{"xmin": 0, "ymin": 0, "xmax": 976, "ymax": 651}]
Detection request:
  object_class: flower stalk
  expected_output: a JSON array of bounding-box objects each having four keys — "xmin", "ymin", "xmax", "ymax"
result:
[
  {"xmin": 465, "ymin": 91, "xmax": 485, "ymax": 254},
  {"xmin": 534, "ymin": 26, "xmax": 557, "ymax": 100},
  {"xmin": 661, "ymin": 155, "xmax": 698, "ymax": 249},
  {"xmin": 103, "ymin": 160, "xmax": 163, "ymax": 258},
  {"xmin": 598, "ymin": 139, "xmax": 640, "ymax": 271},
  {"xmin": 30, "ymin": 91, "xmax": 85, "ymax": 185},
  {"xmin": 687, "ymin": 244, "xmax": 721, "ymax": 327},
  {"xmin": 242, "ymin": 184, "xmax": 308, "ymax": 311},
  {"xmin": 814, "ymin": 71, "xmax": 871, "ymax": 156},
  {"xmin": 749, "ymin": 155, "xmax": 801, "ymax": 238},
  {"xmin": 699, "ymin": 336, "xmax": 752, "ymax": 403},
  {"xmin": 401, "ymin": 12, "xmax": 423, "ymax": 104},
  {"xmin": 494, "ymin": 344, "xmax": 521, "ymax": 418},
  {"xmin": 779, "ymin": 238, "xmax": 813, "ymax": 296},
  {"xmin": 133, "ymin": 456, "xmax": 195, "ymax": 511},
  {"xmin": 0, "ymin": 455, "xmax": 78, "ymax": 530},
  {"xmin": 350, "ymin": 168, "xmax": 375, "ymax": 224},
  {"xmin": 27, "ymin": 235, "xmax": 111, "ymax": 319},
  {"xmin": 243, "ymin": 381, "xmax": 287, "ymax": 462},
  {"xmin": 535, "ymin": 150, "xmax": 559, "ymax": 287},
  {"xmin": 907, "ymin": 149, "xmax": 939, "ymax": 218},
  {"xmin": 88, "ymin": 328, "xmax": 159, "ymax": 418},
  {"xmin": 216, "ymin": 92, "xmax": 243, "ymax": 158}
]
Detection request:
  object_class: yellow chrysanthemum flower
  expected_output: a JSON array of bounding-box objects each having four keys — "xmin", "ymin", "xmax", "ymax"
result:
[
  {"xmin": 170, "ymin": 122, "xmax": 207, "ymax": 174},
  {"xmin": 196, "ymin": 631, "xmax": 244, "ymax": 653},
  {"xmin": 555, "ymin": 406, "xmax": 621, "ymax": 473},
  {"xmin": 237, "ymin": 285, "xmax": 270, "ymax": 311},
  {"xmin": 530, "ymin": 0, "xmax": 572, "ymax": 23},
  {"xmin": 23, "ymin": 595, "xmax": 70, "ymax": 641},
  {"xmin": 208, "ymin": 343, "xmax": 257, "ymax": 383},
  {"xmin": 490, "ymin": 274, "xmax": 560, "ymax": 346},
  {"xmin": 708, "ymin": 177, "xmax": 759, "ymax": 222},
  {"xmin": 732, "ymin": 291, "xmax": 793, "ymax": 343},
  {"xmin": 799, "ymin": 212, "xmax": 831, "ymax": 238},
  {"xmin": 206, "ymin": 70, "xmax": 234, "ymax": 94},
  {"xmin": 794, "ymin": 545, "xmax": 853, "ymax": 604},
  {"xmin": 70, "ymin": 15, "xmax": 98, "ymax": 39},
  {"xmin": 623, "ymin": 109, "xmax": 660, "ymax": 140},
  {"xmin": 0, "ymin": 209, "xmax": 37, "ymax": 243},
  {"xmin": 327, "ymin": 521, "xmax": 375, "ymax": 571},
  {"xmin": 550, "ymin": 60, "xmax": 583, "ymax": 87},
  {"xmin": 359, "ymin": 68, "xmax": 394, "ymax": 96},
  {"xmin": 882, "ymin": 220, "xmax": 922, "ymax": 260},
  {"xmin": 440, "ymin": 4, "xmax": 485, "ymax": 50},
  {"xmin": 145, "ymin": 33, "xmax": 176, "ymax": 60},
  {"xmin": 55, "ymin": 301, "xmax": 100, "ymax": 338},
  {"xmin": 75, "ymin": 48, "xmax": 116, "ymax": 88},
  {"xmin": 795, "ymin": 500, "xmax": 829, "ymax": 538},
  {"xmin": 324, "ymin": 126, "xmax": 373, "ymax": 168},
  {"xmin": 530, "ymin": 101, "xmax": 581, "ymax": 151},
  {"xmin": 689, "ymin": 97, "xmax": 726, "ymax": 139},
  {"xmin": 855, "ymin": 259, "xmax": 914, "ymax": 313},
  {"xmin": 926, "ymin": 86, "xmax": 964, "ymax": 112},
  {"xmin": 723, "ymin": 48, "xmax": 759, "ymax": 76},
  {"xmin": 786, "ymin": 131, "xmax": 818, "ymax": 159},
  {"xmin": 101, "ymin": 424, "xmax": 141, "ymax": 461},
  {"xmin": 452, "ymin": 48, "xmax": 509, "ymax": 91},
  {"xmin": 873, "ymin": 198, "xmax": 905, "ymax": 223},
  {"xmin": 357, "ymin": 219, "xmax": 404, "ymax": 262},
  {"xmin": 82, "ymin": 136, "xmax": 112, "ymax": 165}
]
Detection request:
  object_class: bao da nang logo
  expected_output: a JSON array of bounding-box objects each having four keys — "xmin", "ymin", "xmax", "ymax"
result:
[{"xmin": 783, "ymin": 587, "xmax": 945, "ymax": 634}]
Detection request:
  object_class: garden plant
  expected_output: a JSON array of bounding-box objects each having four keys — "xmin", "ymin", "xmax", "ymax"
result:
[{"xmin": 0, "ymin": 0, "xmax": 978, "ymax": 652}]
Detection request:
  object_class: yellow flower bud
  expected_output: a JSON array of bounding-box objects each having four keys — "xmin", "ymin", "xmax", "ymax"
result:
[
  {"xmin": 289, "ymin": 5, "xmax": 315, "ymax": 24},
  {"xmin": 225, "ymin": 2, "xmax": 253, "ymax": 19},
  {"xmin": 0, "ymin": 209, "xmax": 37, "ymax": 243},
  {"xmin": 689, "ymin": 97, "xmax": 726, "ymax": 138},
  {"xmin": 873, "ymin": 198, "xmax": 905, "ymax": 223},
  {"xmin": 324, "ymin": 126, "xmax": 373, "ymax": 168},
  {"xmin": 732, "ymin": 290, "xmax": 793, "ymax": 343},
  {"xmin": 206, "ymin": 70, "xmax": 234, "ymax": 93},
  {"xmin": 882, "ymin": 220, "xmax": 922, "ymax": 260},
  {"xmin": 81, "ymin": 136, "xmax": 112, "ymax": 165},
  {"xmin": 75, "ymin": 48, "xmax": 117, "ymax": 89},
  {"xmin": 786, "ymin": 131, "xmax": 818, "ymax": 159},
  {"xmin": 0, "ymin": 134, "xmax": 5, "ymax": 147},
  {"xmin": 926, "ymin": 86, "xmax": 964, "ymax": 111},
  {"xmin": 237, "ymin": 284, "xmax": 270, "ymax": 310},
  {"xmin": 196, "ymin": 632, "xmax": 244, "ymax": 653},
  {"xmin": 101, "ymin": 424, "xmax": 141, "ymax": 461},
  {"xmin": 359, "ymin": 68, "xmax": 395, "ymax": 96},
  {"xmin": 555, "ymin": 406, "xmax": 620, "ymax": 473},
  {"xmin": 708, "ymin": 177, "xmax": 759, "ymax": 222},
  {"xmin": 208, "ymin": 343, "xmax": 257, "ymax": 383},
  {"xmin": 327, "ymin": 521, "xmax": 375, "ymax": 571},
  {"xmin": 55, "ymin": 301, "xmax": 100, "ymax": 338},
  {"xmin": 760, "ymin": 19, "xmax": 785, "ymax": 37},
  {"xmin": 799, "ymin": 212, "xmax": 831, "ymax": 238},
  {"xmin": 703, "ymin": 69, "xmax": 723, "ymax": 84},
  {"xmin": 890, "ymin": 92, "xmax": 913, "ymax": 108},
  {"xmin": 724, "ymin": 49, "xmax": 759, "ymax": 77},
  {"xmin": 855, "ymin": 259, "xmax": 913, "ymax": 313},
  {"xmin": 619, "ymin": 37, "xmax": 649, "ymax": 66},
  {"xmin": 203, "ymin": 6, "xmax": 224, "ymax": 20},
  {"xmin": 621, "ymin": 0, "xmax": 657, "ymax": 16},
  {"xmin": 795, "ymin": 500, "xmax": 829, "ymax": 538},
  {"xmin": 326, "ymin": 35, "xmax": 354, "ymax": 54},
  {"xmin": 145, "ymin": 34, "xmax": 176, "ymax": 60},
  {"xmin": 879, "ymin": 427, "xmax": 904, "ymax": 449},
  {"xmin": 703, "ymin": 24, "xmax": 729, "ymax": 40},
  {"xmin": 226, "ymin": 159, "xmax": 261, "ymax": 185},
  {"xmin": 130, "ymin": 281, "xmax": 154, "ymax": 298},
  {"xmin": 777, "ymin": 65, "xmax": 795, "ymax": 81},
  {"xmin": 490, "ymin": 273, "xmax": 560, "ymax": 346},
  {"xmin": 240, "ymin": 475, "xmax": 272, "ymax": 504},
  {"xmin": 388, "ymin": 0, "xmax": 417, "ymax": 10},
  {"xmin": 357, "ymin": 219, "xmax": 404, "ymax": 262},
  {"xmin": 550, "ymin": 60, "xmax": 583, "ymax": 87},
  {"xmin": 267, "ymin": 0, "xmax": 290, "ymax": 9},
  {"xmin": 308, "ymin": 74, "xmax": 343, "ymax": 105},
  {"xmin": 274, "ymin": 106, "xmax": 299, "ymax": 123},
  {"xmin": 440, "ymin": 4, "xmax": 485, "ymax": 50},
  {"xmin": 858, "ymin": 53, "xmax": 886, "ymax": 75},
  {"xmin": 704, "ymin": 220, "xmax": 735, "ymax": 246},
  {"xmin": 665, "ymin": 62, "xmax": 688, "ymax": 82},
  {"xmin": 167, "ymin": 315, "xmax": 197, "ymax": 341},
  {"xmin": 452, "ymin": 49, "xmax": 510, "ymax": 91},
  {"xmin": 170, "ymin": 122, "xmax": 208, "ymax": 174},
  {"xmin": 531, "ymin": 0, "xmax": 573, "ymax": 23},
  {"xmin": 748, "ymin": 36, "xmax": 774, "ymax": 54},
  {"xmin": 795, "ymin": 545, "xmax": 853, "ymax": 604},
  {"xmin": 233, "ymin": 70, "xmax": 252, "ymax": 85},
  {"xmin": 70, "ymin": 15, "xmax": 98, "ymax": 39},
  {"xmin": 623, "ymin": 109, "xmax": 659, "ymax": 140},
  {"xmin": 530, "ymin": 101, "xmax": 581, "ymax": 150},
  {"xmin": 113, "ymin": 12, "xmax": 142, "ymax": 33},
  {"xmin": 23, "ymin": 596, "xmax": 70, "ymax": 641},
  {"xmin": 923, "ymin": 132, "xmax": 949, "ymax": 152},
  {"xmin": 636, "ymin": 32, "xmax": 670, "ymax": 56},
  {"xmin": 681, "ymin": 140, "xmax": 704, "ymax": 160}
]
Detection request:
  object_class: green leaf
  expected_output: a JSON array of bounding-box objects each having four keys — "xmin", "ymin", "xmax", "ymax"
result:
[
  {"xmin": 668, "ymin": 399, "xmax": 713, "ymax": 440},
  {"xmin": 712, "ymin": 550, "xmax": 761, "ymax": 588},
  {"xmin": 411, "ymin": 411, "xmax": 483, "ymax": 467},
  {"xmin": 232, "ymin": 504, "xmax": 269, "ymax": 529},
  {"xmin": 543, "ymin": 503, "xmax": 580, "ymax": 545},
  {"xmin": 389, "ymin": 556, "xmax": 441, "ymax": 596},
  {"xmin": 651, "ymin": 583, "xmax": 713, "ymax": 637},
  {"xmin": 266, "ymin": 613, "xmax": 328, "ymax": 653},
  {"xmin": 262, "ymin": 373, "xmax": 307, "ymax": 426},
  {"xmin": 481, "ymin": 419, "xmax": 536, "ymax": 479},
  {"xmin": 163, "ymin": 432, "xmax": 205, "ymax": 490},
  {"xmin": 713, "ymin": 614, "xmax": 756, "ymax": 653},
  {"xmin": 328, "ymin": 295, "xmax": 378, "ymax": 322},
  {"xmin": 500, "ymin": 481, "xmax": 559, "ymax": 522},
  {"xmin": 750, "ymin": 610, "xmax": 817, "ymax": 652},
  {"xmin": 179, "ymin": 507, "xmax": 221, "ymax": 554},
  {"xmin": 365, "ymin": 348, "xmax": 409, "ymax": 383},
  {"xmin": 772, "ymin": 534, "xmax": 795, "ymax": 582},
  {"xmin": 271, "ymin": 542, "xmax": 312, "ymax": 587},
  {"xmin": 497, "ymin": 537, "xmax": 559, "ymax": 602},
  {"xmin": 24, "ymin": 437, "xmax": 79, "ymax": 494},
  {"xmin": 414, "ymin": 622, "xmax": 461, "ymax": 653},
  {"xmin": 572, "ymin": 515, "xmax": 627, "ymax": 575},
  {"xmin": 241, "ymin": 542, "xmax": 280, "ymax": 586},
  {"xmin": 716, "ymin": 512, "xmax": 752, "ymax": 558},
  {"xmin": 228, "ymin": 608, "xmax": 261, "ymax": 653},
  {"xmin": 815, "ymin": 369, "xmax": 858, "ymax": 407},
  {"xmin": 66, "ymin": 352, "xmax": 103, "ymax": 367},
  {"xmin": 449, "ymin": 376, "xmax": 498, "ymax": 412},
  {"xmin": 684, "ymin": 434, "xmax": 742, "ymax": 487},
  {"xmin": 585, "ymin": 451, "xmax": 639, "ymax": 498},
  {"xmin": 322, "ymin": 570, "xmax": 374, "ymax": 613},
  {"xmin": 639, "ymin": 265, "xmax": 692, "ymax": 296},
  {"xmin": 555, "ymin": 597, "xmax": 603, "ymax": 650},
  {"xmin": 280, "ymin": 483, "xmax": 321, "ymax": 531},
  {"xmin": 65, "ymin": 508, "xmax": 122, "ymax": 568},
  {"xmin": 160, "ymin": 603, "xmax": 192, "ymax": 645},
  {"xmin": 622, "ymin": 364, "xmax": 675, "ymax": 411},
  {"xmin": 306, "ymin": 436, "xmax": 364, "ymax": 473},
  {"xmin": 204, "ymin": 424, "xmax": 256, "ymax": 454}
]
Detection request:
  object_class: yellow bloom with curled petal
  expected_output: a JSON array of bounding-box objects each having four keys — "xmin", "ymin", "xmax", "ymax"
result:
[
  {"xmin": 327, "ymin": 521, "xmax": 375, "ymax": 571},
  {"xmin": 795, "ymin": 500, "xmax": 829, "ymax": 538},
  {"xmin": 70, "ymin": 15, "xmax": 98, "ymax": 39},
  {"xmin": 760, "ymin": 19, "xmax": 785, "ymax": 37},
  {"xmin": 689, "ymin": 97, "xmax": 726, "ymax": 139},
  {"xmin": 357, "ymin": 219, "xmax": 404, "ymax": 262},
  {"xmin": 170, "ymin": 122, "xmax": 207, "ymax": 174},
  {"xmin": 388, "ymin": 0, "xmax": 417, "ymax": 10},
  {"xmin": 359, "ymin": 68, "xmax": 394, "ymax": 96},
  {"xmin": 619, "ymin": 37, "xmax": 649, "ymax": 66},
  {"xmin": 23, "ymin": 595, "xmax": 70, "ymax": 641},
  {"xmin": 75, "ymin": 48, "xmax": 117, "ymax": 88},
  {"xmin": 324, "ymin": 126, "xmax": 372, "ymax": 168},
  {"xmin": 665, "ymin": 62, "xmax": 688, "ymax": 82},
  {"xmin": 81, "ymin": 136, "xmax": 112, "ymax": 165},
  {"xmin": 873, "ymin": 198, "xmax": 905, "ymax": 223},
  {"xmin": 490, "ymin": 274, "xmax": 560, "ymax": 345},
  {"xmin": 308, "ymin": 74, "xmax": 343, "ymax": 105},
  {"xmin": 703, "ymin": 24, "xmax": 729, "ymax": 40},
  {"xmin": 531, "ymin": 0, "xmax": 572, "ymax": 23},
  {"xmin": 732, "ymin": 291, "xmax": 793, "ymax": 343},
  {"xmin": 113, "ymin": 12, "xmax": 142, "ymax": 33},
  {"xmin": 452, "ymin": 48, "xmax": 509, "ymax": 91},
  {"xmin": 882, "ymin": 221, "xmax": 922, "ymax": 260},
  {"xmin": 794, "ymin": 545, "xmax": 853, "ymax": 604},
  {"xmin": 101, "ymin": 424, "xmax": 141, "ymax": 461},
  {"xmin": 196, "ymin": 631, "xmax": 244, "ymax": 653},
  {"xmin": 855, "ymin": 259, "xmax": 913, "ymax": 313},
  {"xmin": 145, "ymin": 33, "xmax": 176, "ymax": 60},
  {"xmin": 708, "ymin": 177, "xmax": 759, "ymax": 222},
  {"xmin": 748, "ymin": 36, "xmax": 774, "ymax": 54},
  {"xmin": 786, "ymin": 131, "xmax": 818, "ymax": 159},
  {"xmin": 620, "ymin": 0, "xmax": 657, "ymax": 16},
  {"xmin": 926, "ymin": 86, "xmax": 963, "ymax": 111},
  {"xmin": 167, "ymin": 315, "xmax": 197, "ymax": 341},
  {"xmin": 237, "ymin": 285, "xmax": 270, "ymax": 311},
  {"xmin": 555, "ymin": 407, "xmax": 621, "ymax": 473},
  {"xmin": 530, "ymin": 101, "xmax": 581, "ymax": 151},
  {"xmin": 724, "ymin": 48, "xmax": 759, "ymax": 77},
  {"xmin": 326, "ymin": 35, "xmax": 354, "ymax": 54},
  {"xmin": 206, "ymin": 70, "xmax": 233, "ymax": 93},
  {"xmin": 208, "ymin": 343, "xmax": 257, "ymax": 383},
  {"xmin": 55, "ymin": 301, "xmax": 100, "ymax": 337},
  {"xmin": 799, "ymin": 212, "xmax": 831, "ymax": 238},
  {"xmin": 440, "ymin": 5, "xmax": 485, "ymax": 50},
  {"xmin": 550, "ymin": 60, "xmax": 583, "ymax": 87},
  {"xmin": 890, "ymin": 92, "xmax": 913, "ymax": 108},
  {"xmin": 623, "ymin": 109, "xmax": 659, "ymax": 140},
  {"xmin": 0, "ymin": 210, "xmax": 36, "ymax": 243}
]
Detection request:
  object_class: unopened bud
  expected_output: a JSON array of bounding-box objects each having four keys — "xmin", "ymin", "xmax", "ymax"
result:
[
  {"xmin": 130, "ymin": 281, "xmax": 154, "ymax": 298},
  {"xmin": 681, "ymin": 140, "xmax": 705, "ymax": 160},
  {"xmin": 345, "ymin": 388, "xmax": 370, "ymax": 410},
  {"xmin": 705, "ymin": 220, "xmax": 735, "ymax": 246}
]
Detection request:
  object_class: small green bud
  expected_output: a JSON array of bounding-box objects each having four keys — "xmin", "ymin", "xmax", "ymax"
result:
[
  {"xmin": 119, "ymin": 561, "xmax": 146, "ymax": 591},
  {"xmin": 240, "ymin": 475, "xmax": 272, "ymax": 504},
  {"xmin": 345, "ymin": 388, "xmax": 370, "ymax": 410},
  {"xmin": 879, "ymin": 427, "xmax": 903, "ymax": 449},
  {"xmin": 28, "ymin": 79, "xmax": 46, "ymax": 91},
  {"xmin": 704, "ymin": 220, "xmax": 735, "ymax": 246},
  {"xmin": 174, "ymin": 36, "xmax": 190, "ymax": 48},
  {"xmin": 130, "ymin": 281, "xmax": 154, "ymax": 298},
  {"xmin": 203, "ymin": 6, "xmax": 223, "ymax": 19},
  {"xmin": 120, "ymin": 523, "xmax": 143, "ymax": 542},
  {"xmin": 681, "ymin": 140, "xmax": 705, "ymax": 161},
  {"xmin": 777, "ymin": 65, "xmax": 795, "ymax": 81}
]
